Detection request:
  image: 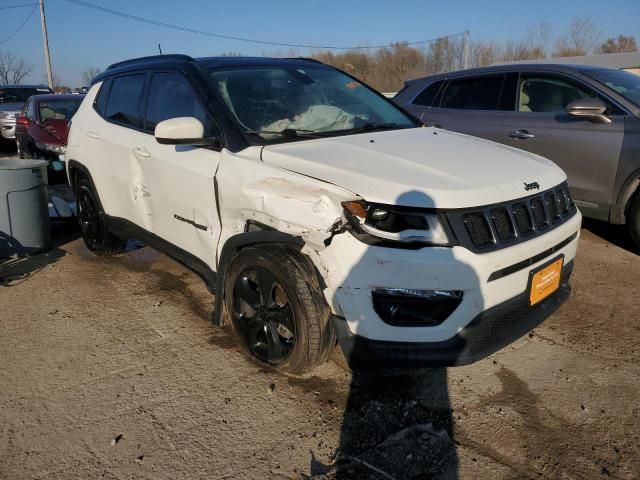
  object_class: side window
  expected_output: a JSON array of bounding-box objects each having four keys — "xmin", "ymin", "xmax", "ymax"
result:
[
  {"xmin": 144, "ymin": 72, "xmax": 211, "ymax": 134},
  {"xmin": 94, "ymin": 78, "xmax": 112, "ymax": 116},
  {"xmin": 104, "ymin": 74, "xmax": 146, "ymax": 128},
  {"xmin": 412, "ymin": 80, "xmax": 444, "ymax": 106},
  {"xmin": 518, "ymin": 74, "xmax": 625, "ymax": 115},
  {"xmin": 441, "ymin": 76, "xmax": 504, "ymax": 111}
]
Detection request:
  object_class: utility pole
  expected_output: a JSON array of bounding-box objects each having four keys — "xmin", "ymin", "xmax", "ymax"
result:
[
  {"xmin": 462, "ymin": 30, "xmax": 470, "ymax": 70},
  {"xmin": 39, "ymin": 0, "xmax": 54, "ymax": 89}
]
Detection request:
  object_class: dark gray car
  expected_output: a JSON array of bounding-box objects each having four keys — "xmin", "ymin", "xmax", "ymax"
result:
[{"xmin": 394, "ymin": 64, "xmax": 640, "ymax": 246}]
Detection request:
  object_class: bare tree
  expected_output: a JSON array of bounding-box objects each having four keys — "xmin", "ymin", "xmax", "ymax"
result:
[
  {"xmin": 0, "ymin": 51, "xmax": 33, "ymax": 85},
  {"xmin": 553, "ymin": 17, "xmax": 601, "ymax": 57},
  {"xmin": 81, "ymin": 67, "xmax": 102, "ymax": 86},
  {"xmin": 598, "ymin": 35, "xmax": 638, "ymax": 54}
]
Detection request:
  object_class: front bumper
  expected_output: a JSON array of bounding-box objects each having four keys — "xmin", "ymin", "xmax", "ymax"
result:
[
  {"xmin": 0, "ymin": 118, "xmax": 16, "ymax": 140},
  {"xmin": 334, "ymin": 261, "xmax": 573, "ymax": 368}
]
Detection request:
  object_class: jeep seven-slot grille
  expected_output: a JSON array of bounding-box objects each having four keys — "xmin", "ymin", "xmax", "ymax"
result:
[{"xmin": 447, "ymin": 183, "xmax": 577, "ymax": 253}]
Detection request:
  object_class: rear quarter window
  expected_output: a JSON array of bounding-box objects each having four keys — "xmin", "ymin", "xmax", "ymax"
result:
[{"xmin": 93, "ymin": 79, "xmax": 112, "ymax": 116}]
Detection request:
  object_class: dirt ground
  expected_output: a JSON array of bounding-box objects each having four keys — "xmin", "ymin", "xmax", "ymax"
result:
[{"xmin": 1, "ymin": 143, "xmax": 639, "ymax": 479}]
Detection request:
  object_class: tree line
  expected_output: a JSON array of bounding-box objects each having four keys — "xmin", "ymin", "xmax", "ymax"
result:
[
  {"xmin": 308, "ymin": 19, "xmax": 637, "ymax": 91},
  {"xmin": 0, "ymin": 17, "xmax": 637, "ymax": 92}
]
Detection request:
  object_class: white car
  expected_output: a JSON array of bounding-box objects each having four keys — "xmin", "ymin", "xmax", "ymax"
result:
[{"xmin": 66, "ymin": 55, "xmax": 581, "ymax": 374}]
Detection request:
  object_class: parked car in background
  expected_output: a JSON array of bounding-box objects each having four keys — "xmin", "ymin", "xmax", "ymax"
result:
[
  {"xmin": 394, "ymin": 65, "xmax": 640, "ymax": 246},
  {"xmin": 66, "ymin": 55, "xmax": 580, "ymax": 374},
  {"xmin": 0, "ymin": 85, "xmax": 54, "ymax": 142},
  {"xmin": 14, "ymin": 94, "xmax": 84, "ymax": 184}
]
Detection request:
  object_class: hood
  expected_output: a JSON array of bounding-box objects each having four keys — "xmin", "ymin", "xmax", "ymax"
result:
[
  {"xmin": 41, "ymin": 119, "xmax": 70, "ymax": 144},
  {"xmin": 260, "ymin": 127, "xmax": 566, "ymax": 209},
  {"xmin": 0, "ymin": 102, "xmax": 23, "ymax": 114}
]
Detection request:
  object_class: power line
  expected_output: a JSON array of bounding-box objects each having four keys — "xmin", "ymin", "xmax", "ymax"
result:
[
  {"xmin": 0, "ymin": 3, "xmax": 38, "ymax": 10},
  {"xmin": 62, "ymin": 0, "xmax": 465, "ymax": 51},
  {"xmin": 0, "ymin": 4, "xmax": 37, "ymax": 46}
]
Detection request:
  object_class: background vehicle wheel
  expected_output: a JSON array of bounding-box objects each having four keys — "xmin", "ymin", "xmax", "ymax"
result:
[
  {"xmin": 627, "ymin": 191, "xmax": 640, "ymax": 249},
  {"xmin": 76, "ymin": 175, "xmax": 127, "ymax": 256},
  {"xmin": 224, "ymin": 246, "xmax": 336, "ymax": 375}
]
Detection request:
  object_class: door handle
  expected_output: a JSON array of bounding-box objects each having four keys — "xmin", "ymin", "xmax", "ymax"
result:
[
  {"xmin": 132, "ymin": 147, "xmax": 150, "ymax": 158},
  {"xmin": 509, "ymin": 129, "xmax": 535, "ymax": 139},
  {"xmin": 87, "ymin": 130, "xmax": 99, "ymax": 139}
]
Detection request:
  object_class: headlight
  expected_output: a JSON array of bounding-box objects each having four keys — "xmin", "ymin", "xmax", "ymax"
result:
[
  {"xmin": 0, "ymin": 111, "xmax": 16, "ymax": 119},
  {"xmin": 35, "ymin": 142, "xmax": 66, "ymax": 154},
  {"xmin": 342, "ymin": 200, "xmax": 451, "ymax": 247}
]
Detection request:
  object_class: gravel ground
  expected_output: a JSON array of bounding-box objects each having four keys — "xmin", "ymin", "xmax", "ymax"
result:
[{"xmin": 1, "ymin": 145, "xmax": 639, "ymax": 478}]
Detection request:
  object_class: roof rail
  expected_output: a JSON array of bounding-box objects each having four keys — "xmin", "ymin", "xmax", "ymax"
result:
[{"xmin": 107, "ymin": 54, "xmax": 195, "ymax": 71}]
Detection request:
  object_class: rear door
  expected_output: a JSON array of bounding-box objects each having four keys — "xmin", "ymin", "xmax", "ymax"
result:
[
  {"xmin": 500, "ymin": 72, "xmax": 625, "ymax": 208},
  {"xmin": 421, "ymin": 74, "xmax": 511, "ymax": 143},
  {"xmin": 87, "ymin": 73, "xmax": 152, "ymax": 229},
  {"xmin": 134, "ymin": 71, "xmax": 221, "ymax": 268}
]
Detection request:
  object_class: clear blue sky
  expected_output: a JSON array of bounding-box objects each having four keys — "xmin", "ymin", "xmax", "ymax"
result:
[{"xmin": 1, "ymin": 0, "xmax": 639, "ymax": 87}]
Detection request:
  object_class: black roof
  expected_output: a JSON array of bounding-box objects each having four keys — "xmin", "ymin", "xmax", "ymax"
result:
[{"xmin": 94, "ymin": 54, "xmax": 328, "ymax": 84}]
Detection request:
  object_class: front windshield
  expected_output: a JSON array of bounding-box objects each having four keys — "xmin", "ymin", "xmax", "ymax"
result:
[
  {"xmin": 209, "ymin": 66, "xmax": 417, "ymax": 140},
  {"xmin": 585, "ymin": 69, "xmax": 640, "ymax": 106},
  {"xmin": 0, "ymin": 87, "xmax": 52, "ymax": 104},
  {"xmin": 38, "ymin": 99, "xmax": 83, "ymax": 122}
]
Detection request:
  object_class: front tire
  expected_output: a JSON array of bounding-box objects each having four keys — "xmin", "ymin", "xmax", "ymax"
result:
[
  {"xmin": 76, "ymin": 175, "xmax": 127, "ymax": 256},
  {"xmin": 224, "ymin": 246, "xmax": 336, "ymax": 375}
]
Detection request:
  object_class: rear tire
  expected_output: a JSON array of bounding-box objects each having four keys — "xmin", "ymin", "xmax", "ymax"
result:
[
  {"xmin": 627, "ymin": 191, "xmax": 640, "ymax": 249},
  {"xmin": 76, "ymin": 175, "xmax": 127, "ymax": 256},
  {"xmin": 224, "ymin": 245, "xmax": 336, "ymax": 375}
]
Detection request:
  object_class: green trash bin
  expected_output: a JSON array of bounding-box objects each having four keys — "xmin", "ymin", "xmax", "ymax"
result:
[{"xmin": 0, "ymin": 159, "xmax": 51, "ymax": 258}]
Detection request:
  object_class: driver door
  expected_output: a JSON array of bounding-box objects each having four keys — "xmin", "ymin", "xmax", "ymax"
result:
[{"xmin": 134, "ymin": 71, "xmax": 221, "ymax": 268}]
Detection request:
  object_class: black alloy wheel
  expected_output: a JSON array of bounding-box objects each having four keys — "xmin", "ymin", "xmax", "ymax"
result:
[
  {"xmin": 232, "ymin": 266, "xmax": 296, "ymax": 363},
  {"xmin": 77, "ymin": 185, "xmax": 102, "ymax": 251},
  {"xmin": 75, "ymin": 176, "xmax": 127, "ymax": 255}
]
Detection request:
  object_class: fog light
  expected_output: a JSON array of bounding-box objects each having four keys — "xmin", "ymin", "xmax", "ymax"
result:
[{"xmin": 372, "ymin": 288, "xmax": 463, "ymax": 327}]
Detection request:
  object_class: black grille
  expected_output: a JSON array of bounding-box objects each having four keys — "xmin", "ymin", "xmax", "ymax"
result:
[
  {"xmin": 463, "ymin": 213, "xmax": 494, "ymax": 248},
  {"xmin": 449, "ymin": 183, "xmax": 577, "ymax": 253},
  {"xmin": 512, "ymin": 203, "xmax": 534, "ymax": 236},
  {"xmin": 491, "ymin": 208, "xmax": 516, "ymax": 242},
  {"xmin": 530, "ymin": 197, "xmax": 548, "ymax": 229},
  {"xmin": 545, "ymin": 192, "xmax": 560, "ymax": 223}
]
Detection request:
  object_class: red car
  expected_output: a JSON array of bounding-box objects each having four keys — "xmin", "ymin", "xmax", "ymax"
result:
[{"xmin": 15, "ymin": 94, "xmax": 85, "ymax": 184}]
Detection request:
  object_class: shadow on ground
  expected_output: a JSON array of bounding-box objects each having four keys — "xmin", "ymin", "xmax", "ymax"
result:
[
  {"xmin": 309, "ymin": 190, "xmax": 465, "ymax": 479},
  {"xmin": 0, "ymin": 221, "xmax": 79, "ymax": 287},
  {"xmin": 581, "ymin": 218, "xmax": 638, "ymax": 256}
]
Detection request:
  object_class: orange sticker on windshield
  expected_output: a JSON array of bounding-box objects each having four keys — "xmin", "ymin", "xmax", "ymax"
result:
[{"xmin": 345, "ymin": 81, "xmax": 360, "ymax": 90}]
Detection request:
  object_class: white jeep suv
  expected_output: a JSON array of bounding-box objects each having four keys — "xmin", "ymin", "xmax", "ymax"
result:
[{"xmin": 66, "ymin": 55, "xmax": 581, "ymax": 374}]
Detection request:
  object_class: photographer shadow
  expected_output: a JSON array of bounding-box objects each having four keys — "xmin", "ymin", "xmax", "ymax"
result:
[{"xmin": 321, "ymin": 190, "xmax": 483, "ymax": 479}]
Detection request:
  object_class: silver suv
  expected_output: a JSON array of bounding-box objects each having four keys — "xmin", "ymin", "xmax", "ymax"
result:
[
  {"xmin": 0, "ymin": 85, "xmax": 54, "ymax": 141},
  {"xmin": 394, "ymin": 64, "xmax": 640, "ymax": 246}
]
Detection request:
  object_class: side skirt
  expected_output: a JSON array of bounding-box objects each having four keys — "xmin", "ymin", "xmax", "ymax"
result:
[{"xmin": 105, "ymin": 215, "xmax": 217, "ymax": 292}]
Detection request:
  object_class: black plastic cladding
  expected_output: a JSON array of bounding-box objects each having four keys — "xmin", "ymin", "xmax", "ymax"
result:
[{"xmin": 447, "ymin": 183, "xmax": 577, "ymax": 253}]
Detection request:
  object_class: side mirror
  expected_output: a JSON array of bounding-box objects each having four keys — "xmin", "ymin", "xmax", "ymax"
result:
[
  {"xmin": 566, "ymin": 98, "xmax": 612, "ymax": 124},
  {"xmin": 154, "ymin": 117, "xmax": 217, "ymax": 146},
  {"xmin": 15, "ymin": 116, "xmax": 30, "ymax": 127}
]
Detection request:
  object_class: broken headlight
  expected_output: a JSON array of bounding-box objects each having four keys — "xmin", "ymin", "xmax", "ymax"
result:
[{"xmin": 342, "ymin": 200, "xmax": 451, "ymax": 247}]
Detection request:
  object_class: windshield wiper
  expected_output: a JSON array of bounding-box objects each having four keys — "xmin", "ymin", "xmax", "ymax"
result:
[{"xmin": 246, "ymin": 128, "xmax": 325, "ymax": 138}]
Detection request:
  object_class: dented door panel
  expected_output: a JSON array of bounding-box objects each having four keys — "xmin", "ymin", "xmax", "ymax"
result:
[
  {"xmin": 135, "ymin": 134, "xmax": 221, "ymax": 268},
  {"xmin": 215, "ymin": 146, "xmax": 357, "ymax": 258}
]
